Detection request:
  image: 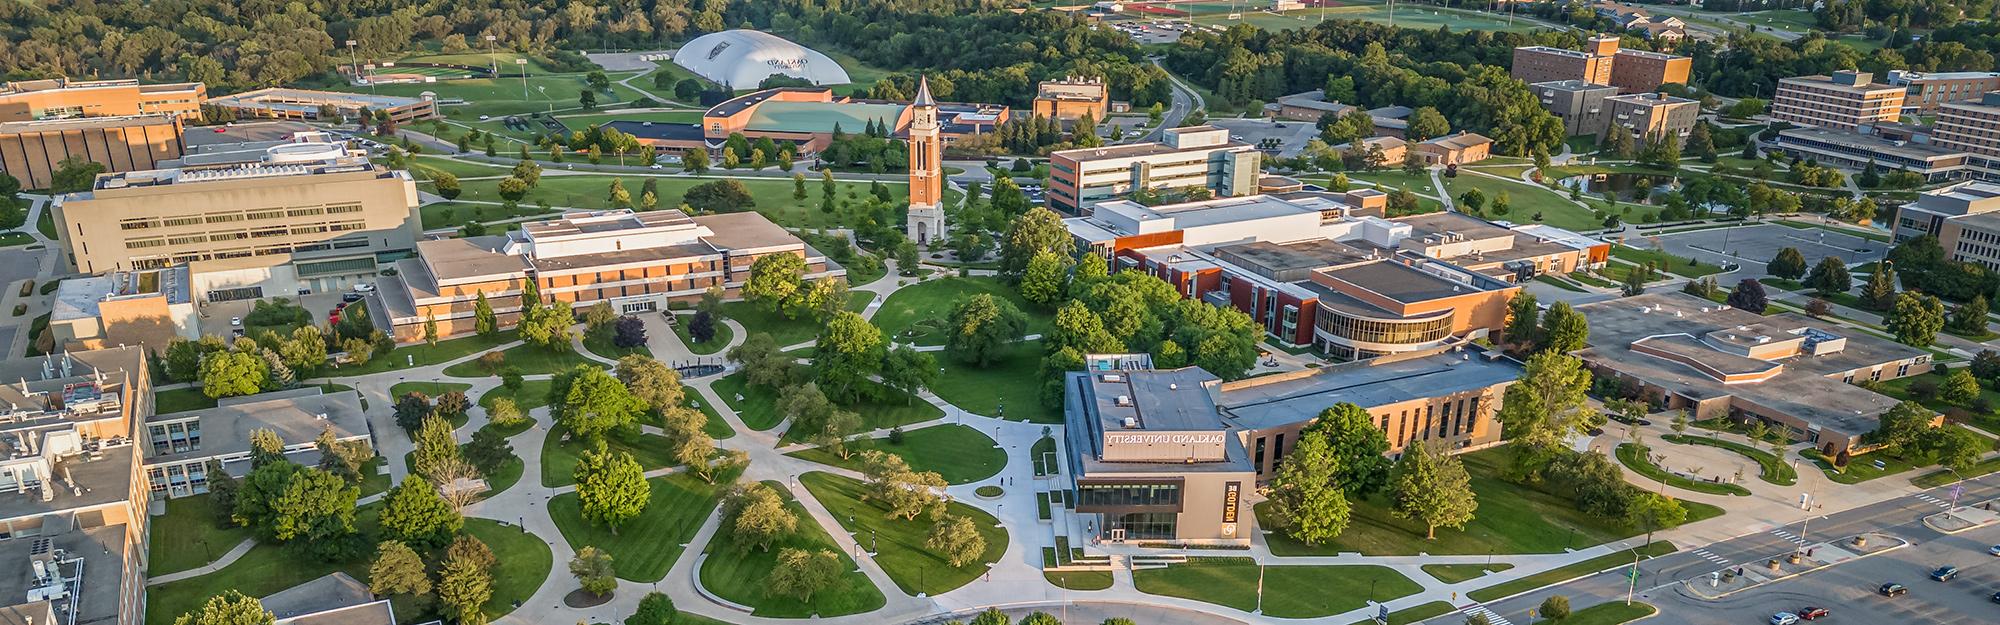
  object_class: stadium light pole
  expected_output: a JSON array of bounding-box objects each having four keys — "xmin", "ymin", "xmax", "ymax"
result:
[
  {"xmin": 345, "ymin": 40, "xmax": 359, "ymax": 83},
  {"xmin": 485, "ymin": 35, "xmax": 499, "ymax": 77},
  {"xmin": 517, "ymin": 58, "xmax": 529, "ymax": 99}
]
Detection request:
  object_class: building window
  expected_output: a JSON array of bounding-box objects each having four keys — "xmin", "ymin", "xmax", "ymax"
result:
[
  {"xmin": 1076, "ymin": 483, "xmax": 1182, "ymax": 508},
  {"xmin": 1253, "ymin": 437, "xmax": 1266, "ymax": 474}
]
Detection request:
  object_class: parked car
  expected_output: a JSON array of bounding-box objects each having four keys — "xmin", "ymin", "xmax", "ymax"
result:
[
  {"xmin": 1879, "ymin": 582, "xmax": 1907, "ymax": 597},
  {"xmin": 353, "ymin": 283, "xmax": 377, "ymax": 293},
  {"xmin": 341, "ymin": 293, "xmax": 364, "ymax": 303},
  {"xmin": 1797, "ymin": 607, "xmax": 1829, "ymax": 620},
  {"xmin": 1991, "ymin": 590, "xmax": 2000, "ymax": 604},
  {"xmin": 1931, "ymin": 566, "xmax": 1959, "ymax": 582},
  {"xmin": 1769, "ymin": 613, "xmax": 1799, "ymax": 625},
  {"xmin": 229, "ymin": 316, "xmax": 241, "ymax": 327},
  {"xmin": 1988, "ymin": 544, "xmax": 2000, "ymax": 556}
]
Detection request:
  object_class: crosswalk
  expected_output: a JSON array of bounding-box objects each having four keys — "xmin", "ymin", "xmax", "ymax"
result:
[
  {"xmin": 1690, "ymin": 547, "xmax": 1731, "ymax": 565},
  {"xmin": 1462, "ymin": 605, "xmax": 1515, "ymax": 625},
  {"xmin": 1914, "ymin": 493, "xmax": 1952, "ymax": 508},
  {"xmin": 1770, "ymin": 528, "xmax": 1806, "ymax": 546}
]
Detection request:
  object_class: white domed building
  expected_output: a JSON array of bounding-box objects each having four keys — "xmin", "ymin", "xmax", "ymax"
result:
[{"xmin": 673, "ymin": 30, "xmax": 852, "ymax": 88}]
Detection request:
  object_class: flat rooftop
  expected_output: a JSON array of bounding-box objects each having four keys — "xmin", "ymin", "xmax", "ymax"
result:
[
  {"xmin": 50, "ymin": 266, "xmax": 191, "ymax": 323},
  {"xmin": 1777, "ymin": 127, "xmax": 1969, "ymax": 162},
  {"xmin": 0, "ymin": 445, "xmax": 135, "ymax": 523},
  {"xmin": 1615, "ymin": 48, "xmax": 1688, "ymax": 61},
  {"xmin": 1051, "ymin": 137, "xmax": 1248, "ymax": 162},
  {"xmin": 1531, "ymin": 80, "xmax": 1617, "ymax": 93},
  {"xmin": 1780, "ymin": 75, "xmax": 1901, "ymax": 93},
  {"xmin": 413, "ymin": 236, "xmax": 528, "ymax": 284},
  {"xmin": 1094, "ymin": 194, "xmax": 1318, "ymax": 232},
  {"xmin": 1516, "ymin": 45, "xmax": 1598, "ymax": 58},
  {"xmin": 146, "ymin": 388, "xmax": 369, "ymax": 466},
  {"xmin": 0, "ymin": 525, "xmax": 129, "ymax": 625},
  {"xmin": 747, "ymin": 101, "xmax": 907, "ymax": 135},
  {"xmin": 182, "ymin": 121, "xmax": 320, "ymax": 148},
  {"xmin": 210, "ymin": 88, "xmax": 427, "ymax": 113},
  {"xmin": 1063, "ymin": 368, "xmax": 1256, "ymax": 476},
  {"xmin": 1211, "ymin": 239, "xmax": 1375, "ymax": 282},
  {"xmin": 1321, "ymin": 261, "xmax": 1477, "ymax": 304},
  {"xmin": 1220, "ymin": 349, "xmax": 1519, "ymax": 430},
  {"xmin": 262, "ymin": 573, "xmax": 385, "ymax": 625},
  {"xmin": 0, "ymin": 115, "xmax": 176, "ymax": 135}
]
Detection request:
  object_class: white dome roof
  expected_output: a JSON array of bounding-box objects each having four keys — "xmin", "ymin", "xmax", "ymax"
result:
[{"xmin": 673, "ymin": 30, "xmax": 852, "ymax": 88}]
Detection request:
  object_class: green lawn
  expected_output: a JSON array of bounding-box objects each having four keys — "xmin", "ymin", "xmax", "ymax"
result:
[
  {"xmin": 420, "ymin": 200, "xmax": 560, "ymax": 231},
  {"xmin": 698, "ymin": 481, "xmax": 886, "ymax": 617},
  {"xmin": 1610, "ymin": 244, "xmax": 1727, "ymax": 278},
  {"xmin": 436, "ymin": 173, "xmax": 907, "ymax": 231},
  {"xmin": 871, "ymin": 277, "xmax": 1051, "ymax": 347},
  {"xmin": 540, "ymin": 425, "xmax": 680, "ymax": 487},
  {"xmin": 786, "ymin": 424, "xmax": 1005, "ymax": 484},
  {"xmin": 1875, "ymin": 372, "xmax": 2000, "ymax": 437},
  {"xmin": 155, "ymin": 387, "xmax": 218, "ymax": 414},
  {"xmin": 710, "ymin": 371, "xmax": 779, "ymax": 430},
  {"xmin": 1468, "ymin": 542, "xmax": 1675, "ymax": 602},
  {"xmin": 1615, "ymin": 443, "xmax": 1752, "ymax": 496},
  {"xmin": 710, "ymin": 370, "xmax": 942, "ymax": 436},
  {"xmin": 35, "ymin": 207, "xmax": 55, "ymax": 240},
  {"xmin": 1533, "ymin": 600, "xmax": 1656, "ymax": 625},
  {"xmin": 407, "ymin": 155, "xmax": 516, "ymax": 179},
  {"xmin": 1662, "ymin": 434, "xmax": 1797, "ymax": 486},
  {"xmin": 1133, "ymin": 558, "xmax": 1422, "ymax": 618},
  {"xmin": 366, "ymin": 71, "xmax": 647, "ymax": 120},
  {"xmin": 147, "ymin": 493, "xmax": 254, "ymax": 575},
  {"xmin": 547, "ymin": 465, "xmax": 743, "ymax": 582},
  {"xmin": 478, "ymin": 378, "xmax": 555, "ymax": 414},
  {"xmin": 1802, "ymin": 448, "xmax": 1920, "ymax": 484},
  {"xmin": 555, "ymin": 110, "xmax": 703, "ymax": 128},
  {"xmin": 671, "ymin": 312, "xmax": 733, "ymax": 355},
  {"xmin": 444, "ymin": 341, "xmax": 604, "ymax": 377},
  {"xmin": 799, "ymin": 472, "xmax": 1008, "ymax": 596},
  {"xmin": 1913, "ymin": 454, "xmax": 2000, "ymax": 487},
  {"xmin": 464, "ymin": 517, "xmax": 554, "ymax": 619},
  {"xmin": 1258, "ymin": 447, "xmax": 1725, "ymax": 556},
  {"xmin": 931, "ymin": 340, "xmax": 1059, "ymax": 423},
  {"xmin": 581, "ymin": 328, "xmax": 652, "ymax": 361},
  {"xmin": 676, "ymin": 392, "xmax": 737, "ymax": 440},
  {"xmin": 1348, "ymin": 601, "xmax": 1457, "ymax": 625},
  {"xmin": 336, "ymin": 330, "xmax": 519, "ymax": 376},
  {"xmin": 1046, "ymin": 570, "xmax": 1114, "ymax": 590},
  {"xmin": 1443, "ymin": 172, "xmax": 1601, "ymax": 232},
  {"xmin": 1421, "ymin": 563, "xmax": 1514, "ymax": 584},
  {"xmin": 388, "ymin": 381, "xmax": 471, "ymax": 399},
  {"xmin": 721, "ymin": 291, "xmax": 874, "ymax": 349}
]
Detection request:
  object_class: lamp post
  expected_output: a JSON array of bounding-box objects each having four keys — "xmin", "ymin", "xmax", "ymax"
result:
[
  {"xmin": 517, "ymin": 58, "xmax": 530, "ymax": 99},
  {"xmin": 484, "ymin": 35, "xmax": 499, "ymax": 77},
  {"xmin": 345, "ymin": 40, "xmax": 360, "ymax": 84}
]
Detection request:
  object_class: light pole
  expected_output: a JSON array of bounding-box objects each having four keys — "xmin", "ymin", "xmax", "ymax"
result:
[
  {"xmin": 518, "ymin": 58, "xmax": 530, "ymax": 99},
  {"xmin": 485, "ymin": 35, "xmax": 499, "ymax": 77},
  {"xmin": 345, "ymin": 40, "xmax": 360, "ymax": 84}
]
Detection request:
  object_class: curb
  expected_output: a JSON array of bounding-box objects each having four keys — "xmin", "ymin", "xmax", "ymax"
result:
[
  {"xmin": 1680, "ymin": 535, "xmax": 1909, "ymax": 600},
  {"xmin": 1921, "ymin": 508, "xmax": 2000, "ymax": 534},
  {"xmin": 687, "ymin": 553, "xmax": 758, "ymax": 614}
]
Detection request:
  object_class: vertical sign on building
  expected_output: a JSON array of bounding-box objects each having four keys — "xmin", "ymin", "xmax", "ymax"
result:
[{"xmin": 1221, "ymin": 481, "xmax": 1240, "ymax": 537}]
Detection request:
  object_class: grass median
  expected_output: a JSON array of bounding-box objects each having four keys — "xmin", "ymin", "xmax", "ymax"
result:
[{"xmin": 1468, "ymin": 542, "xmax": 1674, "ymax": 602}]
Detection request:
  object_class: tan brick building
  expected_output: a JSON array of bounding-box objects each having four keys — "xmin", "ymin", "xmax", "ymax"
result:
[
  {"xmin": 0, "ymin": 78, "xmax": 206, "ymax": 122},
  {"xmin": 1032, "ymin": 77, "xmax": 1110, "ymax": 121},
  {"xmin": 1512, "ymin": 36, "xmax": 1690, "ymax": 95},
  {"xmin": 0, "ymin": 115, "xmax": 185, "ymax": 189},
  {"xmin": 1605, "ymin": 91, "xmax": 1700, "ymax": 145},
  {"xmin": 380, "ymin": 209, "xmax": 844, "ymax": 341},
  {"xmin": 1609, "ymin": 49, "xmax": 1693, "ymax": 94},
  {"xmin": 1772, "ymin": 71, "xmax": 1906, "ymax": 131},
  {"xmin": 1886, "ymin": 70, "xmax": 2000, "ymax": 113}
]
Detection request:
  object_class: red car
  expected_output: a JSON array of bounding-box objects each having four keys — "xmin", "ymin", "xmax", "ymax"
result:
[{"xmin": 1798, "ymin": 607, "xmax": 1830, "ymax": 620}]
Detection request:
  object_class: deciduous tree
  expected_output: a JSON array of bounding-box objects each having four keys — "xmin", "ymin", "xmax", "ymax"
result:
[
  {"xmin": 574, "ymin": 444, "xmax": 650, "ymax": 532},
  {"xmin": 381, "ymin": 474, "xmax": 461, "ymax": 549},
  {"xmin": 1265, "ymin": 429, "xmax": 1349, "ymax": 545},
  {"xmin": 722, "ymin": 483, "xmax": 797, "ymax": 552},
  {"xmin": 1886, "ymin": 291, "xmax": 1946, "ymax": 347},
  {"xmin": 926, "ymin": 514, "xmax": 987, "ymax": 567},
  {"xmin": 171, "ymin": 591, "xmax": 273, "ymax": 625},
  {"xmin": 1389, "ymin": 442, "xmax": 1478, "ymax": 539},
  {"xmin": 368, "ymin": 540, "xmax": 431, "ymax": 598},
  {"xmin": 570, "ymin": 546, "xmax": 618, "ymax": 596},
  {"xmin": 945, "ymin": 294, "xmax": 1028, "ymax": 366},
  {"xmin": 769, "ymin": 548, "xmax": 842, "ymax": 602}
]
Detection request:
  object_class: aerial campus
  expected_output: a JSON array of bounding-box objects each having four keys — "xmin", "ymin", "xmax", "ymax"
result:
[{"xmin": 13, "ymin": 2, "xmax": 2000, "ymax": 625}]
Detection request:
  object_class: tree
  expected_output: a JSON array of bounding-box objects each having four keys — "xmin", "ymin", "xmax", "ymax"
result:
[
  {"xmin": 926, "ymin": 514, "xmax": 988, "ymax": 567},
  {"xmin": 1863, "ymin": 263, "xmax": 1898, "ymax": 310},
  {"xmin": 628, "ymin": 593, "xmax": 678, "ymax": 625},
  {"xmin": 1505, "ymin": 292, "xmax": 1540, "ymax": 349},
  {"xmin": 369, "ymin": 540, "xmax": 432, "ymax": 598},
  {"xmin": 199, "ymin": 351, "xmax": 267, "ymax": 398},
  {"xmin": 570, "ymin": 546, "xmax": 618, "ymax": 596},
  {"xmin": 1538, "ymin": 595, "xmax": 1571, "ymax": 621},
  {"xmin": 464, "ymin": 426, "xmax": 514, "ymax": 477},
  {"xmin": 170, "ymin": 591, "xmax": 273, "ymax": 625},
  {"xmin": 393, "ymin": 392, "xmax": 433, "ymax": 434},
  {"xmin": 615, "ymin": 355, "xmax": 684, "ymax": 414},
  {"xmin": 859, "ymin": 451, "xmax": 948, "ymax": 520},
  {"xmin": 945, "ymin": 294, "xmax": 1029, "ymax": 366},
  {"xmin": 1264, "ymin": 428, "xmax": 1350, "ymax": 545},
  {"xmin": 688, "ymin": 310, "xmax": 717, "ymax": 344},
  {"xmin": 381, "ymin": 474, "xmax": 462, "ymax": 549},
  {"xmin": 559, "ymin": 367, "xmax": 645, "ymax": 439},
  {"xmin": 234, "ymin": 463, "xmax": 361, "ymax": 561},
  {"xmin": 743, "ymin": 253, "xmax": 807, "ymax": 313},
  {"xmin": 574, "ymin": 445, "xmax": 651, "ymax": 532},
  {"xmin": 614, "ymin": 316, "xmax": 646, "ymax": 348},
  {"xmin": 512, "ymin": 159, "xmax": 542, "ymax": 188},
  {"xmin": 1407, "ymin": 106, "xmax": 1450, "ymax": 142},
  {"xmin": 1952, "ymin": 294, "xmax": 1990, "ymax": 335},
  {"xmin": 432, "ymin": 171, "xmax": 461, "ymax": 200},
  {"xmin": 517, "ymin": 300, "xmax": 575, "ymax": 351},
  {"xmin": 1768, "ymin": 247, "xmax": 1808, "ymax": 280},
  {"xmin": 1626, "ymin": 492, "xmax": 1688, "ymax": 544},
  {"xmin": 1687, "ymin": 123, "xmax": 1717, "ymax": 162},
  {"xmin": 1313, "ymin": 403, "xmax": 1392, "ymax": 496},
  {"xmin": 999, "ymin": 208, "xmax": 1074, "ymax": 282},
  {"xmin": 436, "ymin": 539, "xmax": 494, "ymax": 625},
  {"xmin": 683, "ymin": 148, "xmax": 709, "ymax": 174},
  {"xmin": 768, "ymin": 548, "xmax": 842, "ymax": 602},
  {"xmin": 813, "ymin": 312, "xmax": 884, "ymax": 402},
  {"xmin": 1389, "ymin": 442, "xmax": 1478, "ymax": 539},
  {"xmin": 880, "ymin": 345, "xmax": 939, "ymax": 404},
  {"xmin": 683, "ymin": 179, "xmax": 756, "ymax": 212},
  {"xmin": 248, "ymin": 428, "xmax": 285, "ymax": 468},
  {"xmin": 1885, "ymin": 292, "xmax": 1946, "ymax": 347},
  {"xmin": 1727, "ymin": 279, "xmax": 1769, "ymax": 314},
  {"xmin": 1804, "ymin": 256, "xmax": 1852, "ymax": 296},
  {"xmin": 1538, "ymin": 301, "xmax": 1589, "ymax": 354},
  {"xmin": 412, "ymin": 414, "xmax": 462, "ymax": 482},
  {"xmin": 1941, "ymin": 368, "xmax": 1981, "ymax": 405},
  {"xmin": 49, "ymin": 157, "xmax": 107, "ymax": 194},
  {"xmin": 722, "ymin": 482, "xmax": 796, "ymax": 552},
  {"xmin": 497, "ymin": 176, "xmax": 530, "ymax": 201},
  {"xmin": 1019, "ymin": 251, "xmax": 1071, "ymax": 307},
  {"xmin": 1495, "ymin": 352, "xmax": 1594, "ymax": 478}
]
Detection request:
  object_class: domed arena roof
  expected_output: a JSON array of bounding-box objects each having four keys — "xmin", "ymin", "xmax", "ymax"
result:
[{"xmin": 673, "ymin": 30, "xmax": 852, "ymax": 88}]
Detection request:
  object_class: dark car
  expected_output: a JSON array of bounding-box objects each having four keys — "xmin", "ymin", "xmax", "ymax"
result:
[
  {"xmin": 342, "ymin": 292, "xmax": 364, "ymax": 303},
  {"xmin": 1931, "ymin": 566, "xmax": 1959, "ymax": 581},
  {"xmin": 1880, "ymin": 582, "xmax": 1908, "ymax": 597},
  {"xmin": 1991, "ymin": 590, "xmax": 2000, "ymax": 604},
  {"xmin": 1798, "ymin": 607, "xmax": 1830, "ymax": 620}
]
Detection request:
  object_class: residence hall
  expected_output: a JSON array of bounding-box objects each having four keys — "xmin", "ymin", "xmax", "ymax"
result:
[
  {"xmin": 1063, "ymin": 194, "xmax": 1604, "ymax": 360},
  {"xmin": 1048, "ymin": 126, "xmax": 1262, "ymax": 215},
  {"xmin": 1061, "ymin": 346, "xmax": 1518, "ymax": 543},
  {"xmin": 1573, "ymin": 292, "xmax": 1935, "ymax": 456},
  {"xmin": 1511, "ymin": 35, "xmax": 1690, "ymax": 94},
  {"xmin": 1890, "ymin": 181, "xmax": 2000, "ymax": 270},
  {"xmin": 379, "ymin": 209, "xmax": 843, "ymax": 341},
  {"xmin": 143, "ymin": 387, "xmax": 371, "ymax": 499}
]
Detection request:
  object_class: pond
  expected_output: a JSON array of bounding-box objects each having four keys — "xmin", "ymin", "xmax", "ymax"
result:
[{"xmin": 1558, "ymin": 173, "xmax": 1680, "ymax": 202}]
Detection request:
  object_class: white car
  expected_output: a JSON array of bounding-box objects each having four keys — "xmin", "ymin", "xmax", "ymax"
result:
[
  {"xmin": 229, "ymin": 317, "xmax": 242, "ymax": 327},
  {"xmin": 1769, "ymin": 613, "xmax": 1799, "ymax": 625},
  {"xmin": 649, "ymin": 164, "xmax": 664, "ymax": 169},
  {"xmin": 478, "ymin": 115, "xmax": 491, "ymax": 121},
  {"xmin": 353, "ymin": 283, "xmax": 377, "ymax": 293}
]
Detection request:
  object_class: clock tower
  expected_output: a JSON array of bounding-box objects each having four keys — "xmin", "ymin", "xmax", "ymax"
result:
[{"xmin": 905, "ymin": 75, "xmax": 947, "ymax": 245}]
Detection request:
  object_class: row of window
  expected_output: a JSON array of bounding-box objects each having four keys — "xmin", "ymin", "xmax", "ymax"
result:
[
  {"xmin": 130, "ymin": 238, "xmax": 374, "ymax": 269},
  {"xmin": 119, "ymin": 204, "xmax": 364, "ymax": 230},
  {"xmin": 125, "ymin": 221, "xmax": 367, "ymax": 249},
  {"xmin": 150, "ymin": 420, "xmax": 202, "ymax": 456},
  {"xmin": 1076, "ymin": 482, "xmax": 1182, "ymax": 509},
  {"xmin": 147, "ymin": 461, "xmax": 210, "ymax": 496},
  {"xmin": 1313, "ymin": 309, "xmax": 1454, "ymax": 346}
]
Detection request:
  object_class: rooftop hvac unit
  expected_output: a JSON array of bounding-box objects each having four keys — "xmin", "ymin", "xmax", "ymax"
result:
[
  {"xmin": 1114, "ymin": 395, "xmax": 1132, "ymax": 407},
  {"xmin": 1101, "ymin": 374, "xmax": 1122, "ymax": 383},
  {"xmin": 1121, "ymin": 417, "xmax": 1138, "ymax": 429}
]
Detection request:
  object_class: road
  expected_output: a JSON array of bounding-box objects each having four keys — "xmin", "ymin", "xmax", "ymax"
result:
[
  {"xmin": 1423, "ymin": 479, "xmax": 2000, "ymax": 625},
  {"xmin": 1143, "ymin": 57, "xmax": 1200, "ymax": 142},
  {"xmin": 1641, "ymin": 5, "xmax": 1806, "ymax": 42}
]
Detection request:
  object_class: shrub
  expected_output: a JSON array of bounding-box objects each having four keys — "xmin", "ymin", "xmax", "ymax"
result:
[{"xmin": 478, "ymin": 351, "xmax": 506, "ymax": 374}]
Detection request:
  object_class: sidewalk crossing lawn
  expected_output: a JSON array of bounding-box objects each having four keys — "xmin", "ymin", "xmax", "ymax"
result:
[
  {"xmin": 540, "ymin": 425, "xmax": 680, "ymax": 487},
  {"xmin": 799, "ymin": 472, "xmax": 1008, "ymax": 596},
  {"xmin": 931, "ymin": 340, "xmax": 1061, "ymax": 423},
  {"xmin": 147, "ymin": 494, "xmax": 254, "ymax": 576},
  {"xmin": 1467, "ymin": 542, "xmax": 1675, "ymax": 602},
  {"xmin": 699, "ymin": 481, "xmax": 886, "ymax": 617},
  {"xmin": 786, "ymin": 424, "xmax": 1006, "ymax": 484},
  {"xmin": 1346, "ymin": 601, "xmax": 1455, "ymax": 625},
  {"xmin": 1421, "ymin": 563, "xmax": 1515, "ymax": 584},
  {"xmin": 548, "ymin": 464, "xmax": 744, "ymax": 582},
  {"xmin": 443, "ymin": 342, "xmax": 604, "ymax": 376},
  {"xmin": 1440, "ymin": 172, "xmax": 1600, "ymax": 232},
  {"xmin": 1609, "ymin": 244, "xmax": 1726, "ymax": 278},
  {"xmin": 1258, "ymin": 447, "xmax": 1726, "ymax": 556},
  {"xmin": 332, "ymin": 330, "xmax": 520, "ymax": 376},
  {"xmin": 1532, "ymin": 600, "xmax": 1656, "ymax": 625},
  {"xmin": 711, "ymin": 369, "xmax": 942, "ymax": 435},
  {"xmin": 1132, "ymin": 558, "xmax": 1421, "ymax": 618},
  {"xmin": 720, "ymin": 291, "xmax": 875, "ymax": 349},
  {"xmin": 479, "ymin": 378, "xmax": 556, "ymax": 415},
  {"xmin": 1662, "ymin": 434, "xmax": 1797, "ymax": 486},
  {"xmin": 871, "ymin": 276, "xmax": 1052, "ymax": 347}
]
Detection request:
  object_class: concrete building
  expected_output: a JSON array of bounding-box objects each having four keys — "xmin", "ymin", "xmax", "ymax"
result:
[
  {"xmin": 1531, "ymin": 80, "xmax": 1620, "ymax": 138},
  {"xmin": 1886, "ymin": 70, "xmax": 2000, "ymax": 113},
  {"xmin": 380, "ymin": 209, "xmax": 843, "ymax": 341},
  {"xmin": 1033, "ymin": 78, "xmax": 1111, "ymax": 121},
  {"xmin": 1609, "ymin": 49, "xmax": 1693, "ymax": 94},
  {"xmin": 1890, "ymin": 181, "xmax": 2000, "ymax": 269},
  {"xmin": 1772, "ymin": 71, "xmax": 1905, "ymax": 132},
  {"xmin": 1059, "ymin": 346, "xmax": 1519, "ymax": 542},
  {"xmin": 1268, "ymin": 89, "xmax": 1355, "ymax": 122},
  {"xmin": 50, "ymin": 141, "xmax": 422, "ymax": 299},
  {"xmin": 1932, "ymin": 92, "xmax": 2000, "ymax": 168},
  {"xmin": 1572, "ymin": 292, "xmax": 1934, "ymax": 455},
  {"xmin": 49, "ymin": 266, "xmax": 196, "ymax": 353},
  {"xmin": 1047, "ymin": 126, "xmax": 1261, "ymax": 214},
  {"xmin": 1062, "ymin": 194, "xmax": 1604, "ymax": 359},
  {"xmin": 1413, "ymin": 132, "xmax": 1493, "ymax": 166},
  {"xmin": 209, "ymin": 88, "xmax": 436, "ymax": 124},
  {"xmin": 1767, "ymin": 126, "xmax": 1971, "ymax": 182},
  {"xmin": 0, "ymin": 115, "xmax": 185, "ymax": 190},
  {"xmin": 144, "ymin": 388, "xmax": 370, "ymax": 499},
  {"xmin": 672, "ymin": 30, "xmax": 852, "ymax": 87},
  {"xmin": 1605, "ymin": 91, "xmax": 1699, "ymax": 145},
  {"xmin": 262, "ymin": 573, "xmax": 397, "ymax": 625},
  {"xmin": 0, "ymin": 78, "xmax": 205, "ymax": 122}
]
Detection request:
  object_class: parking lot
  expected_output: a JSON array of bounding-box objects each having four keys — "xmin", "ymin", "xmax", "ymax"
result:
[
  {"xmin": 1657, "ymin": 522, "xmax": 2000, "ymax": 625},
  {"xmin": 1626, "ymin": 223, "xmax": 1889, "ymax": 272},
  {"xmin": 194, "ymin": 291, "xmax": 370, "ymax": 339},
  {"xmin": 1206, "ymin": 118, "xmax": 1320, "ymax": 158}
]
